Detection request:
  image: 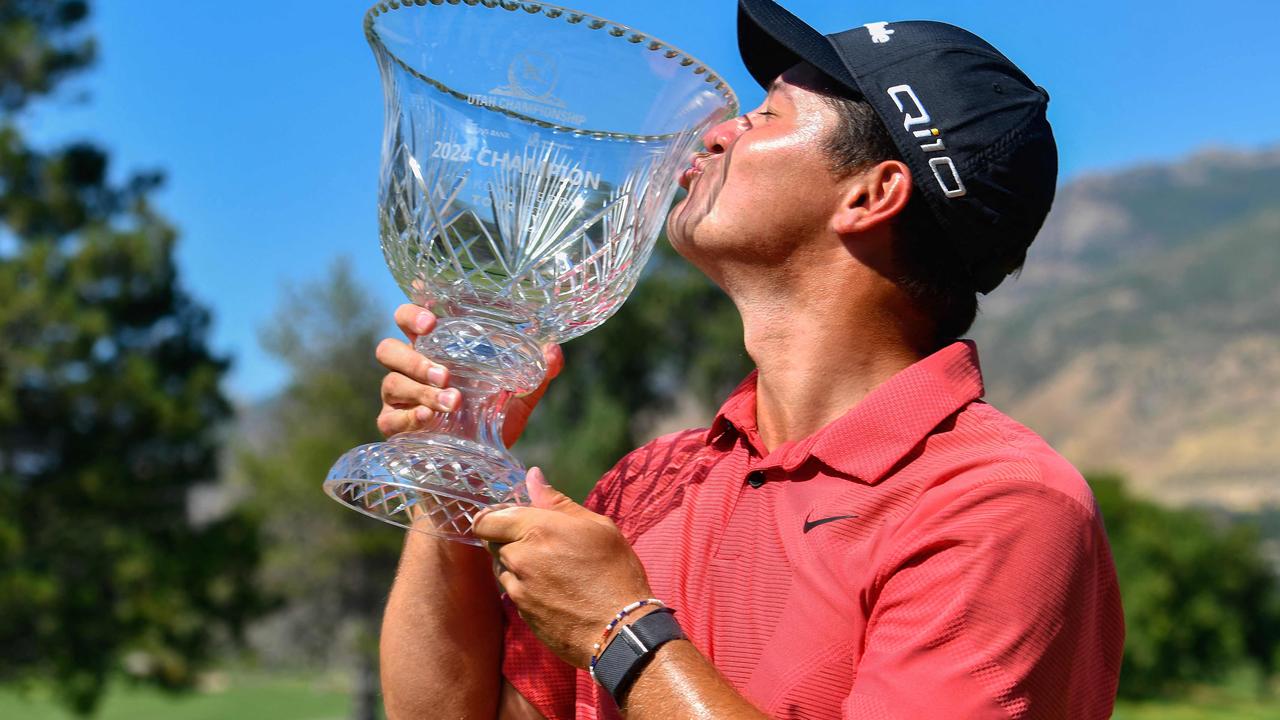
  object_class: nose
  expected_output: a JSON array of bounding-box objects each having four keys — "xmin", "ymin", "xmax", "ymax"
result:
[{"xmin": 700, "ymin": 114, "xmax": 749, "ymax": 154}]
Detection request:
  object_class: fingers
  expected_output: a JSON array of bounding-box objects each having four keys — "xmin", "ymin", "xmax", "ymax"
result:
[
  {"xmin": 513, "ymin": 343, "xmax": 563, "ymax": 403},
  {"xmin": 496, "ymin": 571, "xmax": 524, "ymax": 601},
  {"xmin": 525, "ymin": 467, "xmax": 605, "ymax": 525},
  {"xmin": 543, "ymin": 343, "xmax": 565, "ymax": 381},
  {"xmin": 472, "ymin": 477, "xmax": 601, "ymax": 543},
  {"xmin": 377, "ymin": 406, "xmax": 423, "ymax": 437},
  {"xmin": 394, "ymin": 304, "xmax": 436, "ymax": 341},
  {"xmin": 377, "ymin": 403, "xmax": 448, "ymax": 437},
  {"xmin": 488, "ymin": 542, "xmax": 526, "ymax": 597},
  {"xmin": 381, "ymin": 372, "xmax": 460, "ymax": 413},
  {"xmin": 376, "ymin": 305, "xmax": 460, "ymax": 440},
  {"xmin": 482, "ymin": 519, "xmax": 526, "ymax": 589},
  {"xmin": 376, "ymin": 337, "xmax": 451, "ymax": 387},
  {"xmin": 484, "ymin": 537, "xmax": 508, "ymax": 575},
  {"xmin": 472, "ymin": 506, "xmax": 543, "ymax": 544},
  {"xmin": 525, "ymin": 467, "xmax": 566, "ymax": 511}
]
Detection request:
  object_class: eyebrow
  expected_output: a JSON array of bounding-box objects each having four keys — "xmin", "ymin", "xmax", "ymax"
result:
[{"xmin": 767, "ymin": 79, "xmax": 792, "ymax": 99}]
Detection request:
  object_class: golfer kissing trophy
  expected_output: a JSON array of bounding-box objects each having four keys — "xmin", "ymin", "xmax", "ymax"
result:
[{"xmin": 324, "ymin": 1, "xmax": 738, "ymax": 544}]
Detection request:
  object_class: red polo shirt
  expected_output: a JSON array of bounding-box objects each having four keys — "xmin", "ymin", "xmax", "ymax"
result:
[{"xmin": 502, "ymin": 341, "xmax": 1124, "ymax": 719}]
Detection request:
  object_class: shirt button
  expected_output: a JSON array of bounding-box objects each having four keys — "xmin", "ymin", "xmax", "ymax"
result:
[{"xmin": 747, "ymin": 470, "xmax": 766, "ymax": 488}]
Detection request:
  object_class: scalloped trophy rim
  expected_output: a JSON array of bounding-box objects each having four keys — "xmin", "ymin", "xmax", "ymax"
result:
[{"xmin": 363, "ymin": 0, "xmax": 740, "ymax": 140}]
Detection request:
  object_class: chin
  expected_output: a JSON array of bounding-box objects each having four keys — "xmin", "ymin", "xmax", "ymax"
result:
[
  {"xmin": 665, "ymin": 224, "xmax": 723, "ymax": 286},
  {"xmin": 665, "ymin": 203, "xmax": 692, "ymax": 248},
  {"xmin": 663, "ymin": 217, "xmax": 697, "ymax": 259},
  {"xmin": 666, "ymin": 225, "xmax": 693, "ymax": 261},
  {"xmin": 667, "ymin": 198, "xmax": 742, "ymax": 268}
]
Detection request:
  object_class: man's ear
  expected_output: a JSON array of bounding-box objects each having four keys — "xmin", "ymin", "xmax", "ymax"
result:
[{"xmin": 831, "ymin": 160, "xmax": 912, "ymax": 235}]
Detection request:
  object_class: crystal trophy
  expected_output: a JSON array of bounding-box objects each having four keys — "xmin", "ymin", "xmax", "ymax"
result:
[{"xmin": 324, "ymin": 0, "xmax": 738, "ymax": 544}]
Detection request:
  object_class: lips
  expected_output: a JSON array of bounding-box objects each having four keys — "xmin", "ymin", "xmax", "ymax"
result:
[
  {"xmin": 679, "ymin": 152, "xmax": 714, "ymax": 190},
  {"xmin": 679, "ymin": 165, "xmax": 700, "ymax": 190}
]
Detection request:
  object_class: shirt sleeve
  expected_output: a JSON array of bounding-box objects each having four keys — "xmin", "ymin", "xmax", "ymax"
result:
[
  {"xmin": 502, "ymin": 595, "xmax": 577, "ymax": 720},
  {"xmin": 500, "ymin": 476, "xmax": 620, "ymax": 719},
  {"xmin": 844, "ymin": 479, "xmax": 1124, "ymax": 720}
]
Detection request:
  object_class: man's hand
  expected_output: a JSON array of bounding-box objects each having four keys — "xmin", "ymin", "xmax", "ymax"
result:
[
  {"xmin": 374, "ymin": 303, "xmax": 564, "ymax": 446},
  {"xmin": 472, "ymin": 468, "xmax": 654, "ymax": 668}
]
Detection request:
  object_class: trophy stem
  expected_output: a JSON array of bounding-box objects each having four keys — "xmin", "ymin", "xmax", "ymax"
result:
[
  {"xmin": 416, "ymin": 374, "xmax": 513, "ymax": 451},
  {"xmin": 323, "ymin": 316, "xmax": 547, "ymax": 543}
]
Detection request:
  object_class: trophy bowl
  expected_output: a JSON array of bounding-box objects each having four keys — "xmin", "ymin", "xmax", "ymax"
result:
[{"xmin": 324, "ymin": 0, "xmax": 738, "ymax": 543}]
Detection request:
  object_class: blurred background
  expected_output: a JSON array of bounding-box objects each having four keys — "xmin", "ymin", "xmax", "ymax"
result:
[{"xmin": 1, "ymin": 0, "xmax": 1277, "ymax": 718}]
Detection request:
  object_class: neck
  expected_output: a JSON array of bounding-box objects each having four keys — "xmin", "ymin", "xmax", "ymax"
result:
[{"xmin": 731, "ymin": 271, "xmax": 935, "ymax": 452}]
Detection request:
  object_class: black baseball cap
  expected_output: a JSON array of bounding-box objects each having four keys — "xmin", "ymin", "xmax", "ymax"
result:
[{"xmin": 737, "ymin": 0, "xmax": 1057, "ymax": 294}]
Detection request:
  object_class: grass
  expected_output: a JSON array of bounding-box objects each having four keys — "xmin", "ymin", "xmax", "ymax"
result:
[
  {"xmin": 0, "ymin": 673, "xmax": 1275, "ymax": 719},
  {"xmin": 0, "ymin": 674, "xmax": 350, "ymax": 720},
  {"xmin": 1114, "ymin": 671, "xmax": 1279, "ymax": 720},
  {"xmin": 1114, "ymin": 696, "xmax": 1279, "ymax": 719}
]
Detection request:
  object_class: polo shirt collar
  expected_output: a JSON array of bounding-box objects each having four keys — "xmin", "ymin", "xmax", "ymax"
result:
[
  {"xmin": 705, "ymin": 341, "xmax": 986, "ymax": 484},
  {"xmin": 705, "ymin": 369, "xmax": 760, "ymax": 446}
]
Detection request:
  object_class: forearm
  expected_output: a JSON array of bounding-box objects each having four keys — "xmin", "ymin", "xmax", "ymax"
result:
[
  {"xmin": 381, "ymin": 524, "xmax": 504, "ymax": 720},
  {"xmin": 622, "ymin": 640, "xmax": 769, "ymax": 719}
]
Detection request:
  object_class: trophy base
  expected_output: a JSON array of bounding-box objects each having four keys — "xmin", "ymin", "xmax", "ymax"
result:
[{"xmin": 323, "ymin": 433, "xmax": 526, "ymax": 545}]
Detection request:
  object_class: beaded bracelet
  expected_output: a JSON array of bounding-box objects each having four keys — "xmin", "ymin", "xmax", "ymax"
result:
[{"xmin": 588, "ymin": 598, "xmax": 666, "ymax": 681}]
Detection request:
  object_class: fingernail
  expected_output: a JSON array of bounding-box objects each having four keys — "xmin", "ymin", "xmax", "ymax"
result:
[
  {"xmin": 415, "ymin": 407, "xmax": 431, "ymax": 422},
  {"xmin": 415, "ymin": 311, "xmax": 433, "ymax": 332},
  {"xmin": 427, "ymin": 365, "xmax": 447, "ymax": 386},
  {"xmin": 440, "ymin": 389, "xmax": 460, "ymax": 411}
]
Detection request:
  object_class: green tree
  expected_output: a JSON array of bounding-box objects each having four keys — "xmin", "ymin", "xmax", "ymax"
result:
[
  {"xmin": 235, "ymin": 259, "xmax": 401, "ymax": 720},
  {"xmin": 1091, "ymin": 474, "xmax": 1280, "ymax": 698},
  {"xmin": 0, "ymin": 1, "xmax": 264, "ymax": 714}
]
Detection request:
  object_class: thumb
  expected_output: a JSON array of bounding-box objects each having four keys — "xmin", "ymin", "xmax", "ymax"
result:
[{"xmin": 526, "ymin": 467, "xmax": 591, "ymax": 518}]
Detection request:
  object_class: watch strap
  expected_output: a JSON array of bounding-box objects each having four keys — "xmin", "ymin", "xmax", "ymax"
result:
[{"xmin": 592, "ymin": 607, "xmax": 686, "ymax": 704}]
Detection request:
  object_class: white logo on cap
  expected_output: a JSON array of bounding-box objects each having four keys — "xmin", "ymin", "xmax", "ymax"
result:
[
  {"xmin": 864, "ymin": 22, "xmax": 894, "ymax": 44},
  {"xmin": 887, "ymin": 84, "xmax": 967, "ymax": 199}
]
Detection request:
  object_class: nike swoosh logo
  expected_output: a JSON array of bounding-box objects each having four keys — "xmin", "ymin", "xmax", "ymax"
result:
[{"xmin": 803, "ymin": 513, "xmax": 859, "ymax": 533}]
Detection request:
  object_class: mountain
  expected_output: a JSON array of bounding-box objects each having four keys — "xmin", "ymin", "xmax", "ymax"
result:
[{"xmin": 972, "ymin": 146, "xmax": 1280, "ymax": 509}]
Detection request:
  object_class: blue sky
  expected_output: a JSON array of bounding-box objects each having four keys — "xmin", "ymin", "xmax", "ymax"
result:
[{"xmin": 26, "ymin": 0, "xmax": 1280, "ymax": 401}]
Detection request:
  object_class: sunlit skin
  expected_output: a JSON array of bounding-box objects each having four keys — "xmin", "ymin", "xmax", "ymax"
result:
[
  {"xmin": 667, "ymin": 62, "xmax": 932, "ymax": 451},
  {"xmin": 377, "ymin": 62, "xmax": 936, "ymax": 719},
  {"xmin": 669, "ymin": 64, "xmax": 851, "ymax": 281}
]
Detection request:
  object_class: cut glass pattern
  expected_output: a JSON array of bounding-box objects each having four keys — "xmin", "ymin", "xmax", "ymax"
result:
[{"xmin": 324, "ymin": 0, "xmax": 738, "ymax": 541}]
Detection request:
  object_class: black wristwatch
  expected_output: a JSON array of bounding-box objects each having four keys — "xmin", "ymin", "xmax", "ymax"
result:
[{"xmin": 592, "ymin": 607, "xmax": 686, "ymax": 704}]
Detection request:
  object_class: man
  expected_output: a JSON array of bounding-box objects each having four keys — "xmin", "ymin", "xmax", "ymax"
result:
[{"xmin": 373, "ymin": 2, "xmax": 1124, "ymax": 718}]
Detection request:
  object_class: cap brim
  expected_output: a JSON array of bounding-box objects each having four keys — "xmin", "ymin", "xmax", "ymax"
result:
[{"xmin": 738, "ymin": 0, "xmax": 861, "ymax": 96}]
